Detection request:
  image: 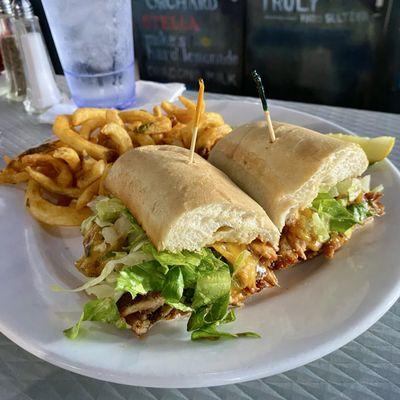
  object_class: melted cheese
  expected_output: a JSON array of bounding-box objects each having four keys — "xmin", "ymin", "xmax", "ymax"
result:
[
  {"xmin": 211, "ymin": 242, "xmax": 246, "ymax": 265},
  {"xmin": 211, "ymin": 242, "xmax": 258, "ymax": 291}
]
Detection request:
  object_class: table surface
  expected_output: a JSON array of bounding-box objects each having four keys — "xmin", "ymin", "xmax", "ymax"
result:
[{"xmin": 0, "ymin": 92, "xmax": 399, "ymax": 400}]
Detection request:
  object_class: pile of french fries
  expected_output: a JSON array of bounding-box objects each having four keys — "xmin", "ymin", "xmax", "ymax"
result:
[{"xmin": 0, "ymin": 97, "xmax": 232, "ymax": 226}]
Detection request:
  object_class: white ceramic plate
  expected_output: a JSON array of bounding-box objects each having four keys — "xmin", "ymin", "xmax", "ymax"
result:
[{"xmin": 0, "ymin": 100, "xmax": 399, "ymax": 388}]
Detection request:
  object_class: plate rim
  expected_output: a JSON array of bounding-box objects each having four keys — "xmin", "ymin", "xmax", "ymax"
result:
[{"xmin": 1, "ymin": 101, "xmax": 399, "ymax": 388}]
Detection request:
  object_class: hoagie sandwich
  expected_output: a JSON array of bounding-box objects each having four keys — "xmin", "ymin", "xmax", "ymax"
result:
[
  {"xmin": 66, "ymin": 145, "xmax": 280, "ymax": 340},
  {"xmin": 209, "ymin": 121, "xmax": 384, "ymax": 269}
]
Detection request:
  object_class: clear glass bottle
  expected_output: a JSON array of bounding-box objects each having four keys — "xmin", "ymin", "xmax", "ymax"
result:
[
  {"xmin": 0, "ymin": 0, "xmax": 25, "ymax": 100},
  {"xmin": 12, "ymin": 0, "xmax": 61, "ymax": 113}
]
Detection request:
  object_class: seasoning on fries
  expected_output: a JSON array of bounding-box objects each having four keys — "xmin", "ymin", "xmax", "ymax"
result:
[{"xmin": 0, "ymin": 96, "xmax": 232, "ymax": 227}]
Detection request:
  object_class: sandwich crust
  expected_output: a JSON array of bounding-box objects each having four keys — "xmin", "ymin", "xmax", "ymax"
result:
[
  {"xmin": 209, "ymin": 121, "xmax": 369, "ymax": 231},
  {"xmin": 105, "ymin": 145, "xmax": 279, "ymax": 251}
]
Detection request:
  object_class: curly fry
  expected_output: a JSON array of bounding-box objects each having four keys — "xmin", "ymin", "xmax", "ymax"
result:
[
  {"xmin": 21, "ymin": 154, "xmax": 73, "ymax": 188},
  {"xmin": 53, "ymin": 147, "xmax": 81, "ymax": 172},
  {"xmin": 162, "ymin": 103, "xmax": 195, "ymax": 124},
  {"xmin": 178, "ymin": 96, "xmax": 196, "ymax": 110},
  {"xmin": 25, "ymin": 180, "xmax": 91, "ymax": 226},
  {"xmin": 125, "ymin": 121, "xmax": 142, "ymax": 134},
  {"xmin": 196, "ymin": 124, "xmax": 232, "ymax": 154},
  {"xmin": 106, "ymin": 110, "xmax": 124, "ymax": 126},
  {"xmin": 19, "ymin": 141, "xmax": 63, "ymax": 157},
  {"xmin": 98, "ymin": 163, "xmax": 112, "ymax": 196},
  {"xmin": 119, "ymin": 110, "xmax": 155, "ymax": 123},
  {"xmin": 153, "ymin": 105, "xmax": 162, "ymax": 117},
  {"xmin": 131, "ymin": 132, "xmax": 155, "ymax": 147},
  {"xmin": 76, "ymin": 179, "xmax": 100, "ymax": 210},
  {"xmin": 0, "ymin": 170, "xmax": 29, "ymax": 184},
  {"xmin": 71, "ymin": 108, "xmax": 107, "ymax": 126},
  {"xmin": 101, "ymin": 123, "xmax": 133, "ymax": 155},
  {"xmin": 26, "ymin": 167, "xmax": 82, "ymax": 198},
  {"xmin": 77, "ymin": 159, "xmax": 106, "ymax": 189},
  {"xmin": 79, "ymin": 117, "xmax": 106, "ymax": 140},
  {"xmin": 53, "ymin": 115, "xmax": 114, "ymax": 161}
]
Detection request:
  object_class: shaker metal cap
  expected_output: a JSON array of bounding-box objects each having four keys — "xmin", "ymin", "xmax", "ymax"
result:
[
  {"xmin": 11, "ymin": 0, "xmax": 34, "ymax": 18},
  {"xmin": 0, "ymin": 0, "xmax": 13, "ymax": 15}
]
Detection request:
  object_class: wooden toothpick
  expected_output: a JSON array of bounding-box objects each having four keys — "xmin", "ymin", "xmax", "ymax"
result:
[
  {"xmin": 252, "ymin": 70, "xmax": 275, "ymax": 143},
  {"xmin": 189, "ymin": 79, "xmax": 204, "ymax": 163}
]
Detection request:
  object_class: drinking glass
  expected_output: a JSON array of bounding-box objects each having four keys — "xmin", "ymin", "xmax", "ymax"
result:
[{"xmin": 41, "ymin": 0, "xmax": 135, "ymax": 109}]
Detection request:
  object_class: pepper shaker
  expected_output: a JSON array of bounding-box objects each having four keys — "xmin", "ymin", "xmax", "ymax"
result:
[
  {"xmin": 0, "ymin": 0, "xmax": 25, "ymax": 100},
  {"xmin": 0, "ymin": 0, "xmax": 9, "ymax": 96},
  {"xmin": 12, "ymin": 0, "xmax": 61, "ymax": 113}
]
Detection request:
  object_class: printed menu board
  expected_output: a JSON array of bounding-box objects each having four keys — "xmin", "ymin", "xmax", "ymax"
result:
[
  {"xmin": 132, "ymin": 0, "xmax": 245, "ymax": 94},
  {"xmin": 245, "ymin": 0, "xmax": 388, "ymax": 109}
]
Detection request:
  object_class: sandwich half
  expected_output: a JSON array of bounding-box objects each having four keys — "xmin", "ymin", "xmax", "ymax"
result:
[
  {"xmin": 209, "ymin": 121, "xmax": 385, "ymax": 269},
  {"xmin": 67, "ymin": 145, "xmax": 280, "ymax": 340}
]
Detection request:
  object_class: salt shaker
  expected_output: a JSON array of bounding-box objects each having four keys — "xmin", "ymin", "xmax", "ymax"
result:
[
  {"xmin": 0, "ymin": 0, "xmax": 25, "ymax": 100},
  {"xmin": 12, "ymin": 0, "xmax": 61, "ymax": 113}
]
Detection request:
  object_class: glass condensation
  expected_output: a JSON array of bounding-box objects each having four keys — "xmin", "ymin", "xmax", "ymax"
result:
[{"xmin": 41, "ymin": 0, "xmax": 136, "ymax": 109}]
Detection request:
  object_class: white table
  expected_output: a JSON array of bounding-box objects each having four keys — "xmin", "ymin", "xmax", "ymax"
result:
[{"xmin": 0, "ymin": 93, "xmax": 399, "ymax": 400}]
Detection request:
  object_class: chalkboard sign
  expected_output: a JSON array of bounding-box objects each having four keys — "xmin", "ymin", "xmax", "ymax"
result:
[
  {"xmin": 383, "ymin": 1, "xmax": 400, "ymax": 113},
  {"xmin": 132, "ymin": 0, "xmax": 245, "ymax": 94},
  {"xmin": 245, "ymin": 0, "xmax": 388, "ymax": 109}
]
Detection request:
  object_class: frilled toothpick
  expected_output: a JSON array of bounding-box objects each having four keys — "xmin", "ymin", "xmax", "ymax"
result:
[{"xmin": 188, "ymin": 79, "xmax": 205, "ymax": 163}]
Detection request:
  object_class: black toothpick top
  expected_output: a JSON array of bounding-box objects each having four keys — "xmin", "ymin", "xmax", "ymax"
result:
[{"xmin": 251, "ymin": 70, "xmax": 269, "ymax": 112}]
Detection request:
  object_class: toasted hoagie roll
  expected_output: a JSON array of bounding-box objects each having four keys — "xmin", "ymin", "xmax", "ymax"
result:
[{"xmin": 105, "ymin": 145, "xmax": 279, "ymax": 251}]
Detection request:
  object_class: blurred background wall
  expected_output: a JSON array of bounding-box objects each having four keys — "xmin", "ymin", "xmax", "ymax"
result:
[{"xmin": 31, "ymin": 0, "xmax": 400, "ymax": 113}]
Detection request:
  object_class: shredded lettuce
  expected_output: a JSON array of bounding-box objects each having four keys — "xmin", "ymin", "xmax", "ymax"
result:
[
  {"xmin": 310, "ymin": 213, "xmax": 330, "ymax": 243},
  {"xmin": 85, "ymin": 282, "xmax": 117, "ymax": 299},
  {"xmin": 312, "ymin": 194, "xmax": 357, "ymax": 233},
  {"xmin": 116, "ymin": 260, "xmax": 167, "ymax": 298},
  {"xmin": 101, "ymin": 226, "xmax": 119, "ymax": 245},
  {"xmin": 53, "ymin": 250, "xmax": 152, "ymax": 294},
  {"xmin": 347, "ymin": 202, "xmax": 373, "ymax": 223},
  {"xmin": 335, "ymin": 176, "xmax": 371, "ymax": 202},
  {"xmin": 372, "ymin": 184, "xmax": 384, "ymax": 193},
  {"xmin": 80, "ymin": 215, "xmax": 96, "ymax": 235},
  {"xmin": 161, "ymin": 267, "xmax": 192, "ymax": 312},
  {"xmin": 191, "ymin": 325, "xmax": 261, "ymax": 341},
  {"xmin": 123, "ymin": 211, "xmax": 148, "ymax": 249},
  {"xmin": 188, "ymin": 304, "xmax": 260, "ymax": 341},
  {"xmin": 311, "ymin": 176, "xmax": 375, "ymax": 235},
  {"xmin": 114, "ymin": 214, "xmax": 133, "ymax": 236},
  {"xmin": 115, "ymin": 250, "xmax": 232, "ymax": 317},
  {"xmin": 360, "ymin": 176, "xmax": 371, "ymax": 193},
  {"xmin": 93, "ymin": 197, "xmax": 126, "ymax": 223},
  {"xmin": 142, "ymin": 242, "xmax": 206, "ymax": 268},
  {"xmin": 319, "ymin": 184, "xmax": 339, "ymax": 197},
  {"xmin": 191, "ymin": 267, "xmax": 231, "ymax": 310},
  {"xmin": 185, "ymin": 256, "xmax": 260, "ymax": 340},
  {"xmin": 162, "ymin": 267, "xmax": 184, "ymax": 302},
  {"xmin": 64, "ymin": 297, "xmax": 129, "ymax": 339}
]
